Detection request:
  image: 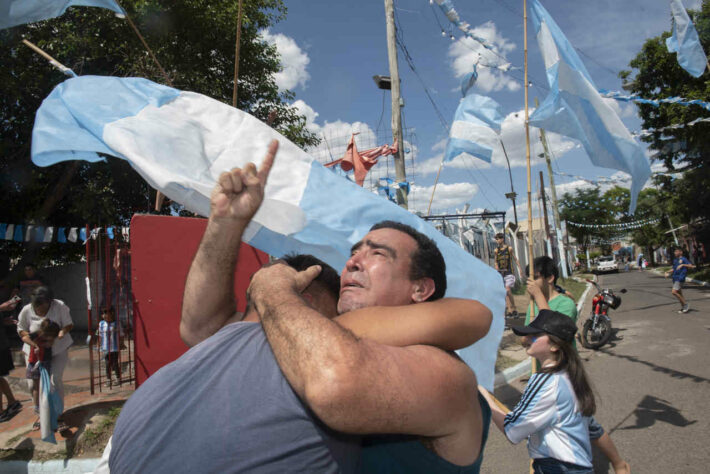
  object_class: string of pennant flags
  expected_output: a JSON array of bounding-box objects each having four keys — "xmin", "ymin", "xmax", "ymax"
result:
[
  {"xmin": 567, "ymin": 218, "xmax": 660, "ymax": 229},
  {"xmin": 601, "ymin": 89, "xmax": 710, "ymax": 112},
  {"xmin": 0, "ymin": 224, "xmax": 129, "ymax": 244}
]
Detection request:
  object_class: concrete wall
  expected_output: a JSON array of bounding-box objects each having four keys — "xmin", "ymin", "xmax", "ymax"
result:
[{"xmin": 40, "ymin": 263, "xmax": 89, "ymax": 331}]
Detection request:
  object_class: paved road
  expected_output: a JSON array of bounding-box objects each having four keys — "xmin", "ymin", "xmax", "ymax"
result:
[{"xmin": 481, "ymin": 270, "xmax": 710, "ymax": 473}]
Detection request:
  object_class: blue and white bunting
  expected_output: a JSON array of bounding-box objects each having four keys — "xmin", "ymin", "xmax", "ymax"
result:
[
  {"xmin": 0, "ymin": 0, "xmax": 125, "ymax": 30},
  {"xmin": 666, "ymin": 0, "xmax": 708, "ymax": 78},
  {"xmin": 443, "ymin": 93, "xmax": 504, "ymax": 164},
  {"xmin": 528, "ymin": 0, "xmax": 651, "ymax": 214},
  {"xmin": 31, "ymin": 75, "xmax": 505, "ymax": 389}
]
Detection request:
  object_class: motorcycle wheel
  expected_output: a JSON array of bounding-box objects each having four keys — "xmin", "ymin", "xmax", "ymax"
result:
[{"xmin": 580, "ymin": 317, "xmax": 612, "ymax": 349}]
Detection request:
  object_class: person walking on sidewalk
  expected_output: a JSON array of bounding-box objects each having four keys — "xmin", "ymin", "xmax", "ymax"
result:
[
  {"xmin": 665, "ymin": 247, "xmax": 695, "ymax": 313},
  {"xmin": 494, "ymin": 233, "xmax": 518, "ymax": 318}
]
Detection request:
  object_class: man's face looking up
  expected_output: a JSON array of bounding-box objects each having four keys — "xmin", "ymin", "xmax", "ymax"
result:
[{"xmin": 338, "ymin": 228, "xmax": 420, "ymax": 314}]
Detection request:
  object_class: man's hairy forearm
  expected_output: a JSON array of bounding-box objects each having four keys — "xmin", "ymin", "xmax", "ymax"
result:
[
  {"xmin": 180, "ymin": 220, "xmax": 245, "ymax": 346},
  {"xmin": 257, "ymin": 291, "xmax": 362, "ymax": 403}
]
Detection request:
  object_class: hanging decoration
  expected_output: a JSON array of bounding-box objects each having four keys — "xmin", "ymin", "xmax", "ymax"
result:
[
  {"xmin": 323, "ymin": 134, "xmax": 398, "ymax": 187},
  {"xmin": 377, "ymin": 178, "xmax": 410, "ymax": 203},
  {"xmin": 0, "ymin": 223, "xmax": 129, "ymax": 244},
  {"xmin": 600, "ymin": 89, "xmax": 710, "ymax": 112},
  {"xmin": 567, "ymin": 218, "xmax": 660, "ymax": 229},
  {"xmin": 431, "ymin": 0, "xmax": 512, "ymax": 72}
]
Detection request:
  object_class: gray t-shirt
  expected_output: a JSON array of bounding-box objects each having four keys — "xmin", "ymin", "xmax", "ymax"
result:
[{"xmin": 109, "ymin": 321, "xmax": 360, "ymax": 473}]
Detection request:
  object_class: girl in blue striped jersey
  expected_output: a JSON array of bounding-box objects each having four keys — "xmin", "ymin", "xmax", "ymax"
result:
[{"xmin": 481, "ymin": 310, "xmax": 596, "ymax": 473}]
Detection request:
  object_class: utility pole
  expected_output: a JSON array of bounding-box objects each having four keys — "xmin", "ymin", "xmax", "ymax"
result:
[
  {"xmin": 384, "ymin": 0, "xmax": 408, "ymax": 209},
  {"xmin": 540, "ymin": 172, "xmax": 554, "ymax": 258},
  {"xmin": 536, "ymin": 97, "xmax": 569, "ymax": 277}
]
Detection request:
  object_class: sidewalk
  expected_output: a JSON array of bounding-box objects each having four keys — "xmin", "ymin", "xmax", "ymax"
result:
[{"xmin": 0, "ymin": 344, "xmax": 133, "ymax": 466}]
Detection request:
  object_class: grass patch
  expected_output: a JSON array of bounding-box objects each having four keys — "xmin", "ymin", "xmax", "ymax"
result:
[
  {"xmin": 558, "ymin": 277, "xmax": 588, "ymax": 303},
  {"xmin": 688, "ymin": 267, "xmax": 710, "ymax": 282},
  {"xmin": 76, "ymin": 406, "xmax": 122, "ymax": 455}
]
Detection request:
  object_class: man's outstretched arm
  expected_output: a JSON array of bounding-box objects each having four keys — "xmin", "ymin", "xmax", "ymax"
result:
[
  {"xmin": 180, "ymin": 140, "xmax": 278, "ymax": 347},
  {"xmin": 249, "ymin": 264, "xmax": 478, "ymax": 441}
]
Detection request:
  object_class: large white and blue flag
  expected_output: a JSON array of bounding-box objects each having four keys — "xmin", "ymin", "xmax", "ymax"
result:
[
  {"xmin": 666, "ymin": 0, "xmax": 708, "ymax": 78},
  {"xmin": 0, "ymin": 0, "xmax": 125, "ymax": 30},
  {"xmin": 528, "ymin": 0, "xmax": 651, "ymax": 213},
  {"xmin": 32, "ymin": 75, "xmax": 505, "ymax": 389},
  {"xmin": 443, "ymin": 92, "xmax": 504, "ymax": 164}
]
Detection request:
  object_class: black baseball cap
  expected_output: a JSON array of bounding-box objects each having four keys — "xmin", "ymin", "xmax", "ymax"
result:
[{"xmin": 511, "ymin": 309, "xmax": 577, "ymax": 343}]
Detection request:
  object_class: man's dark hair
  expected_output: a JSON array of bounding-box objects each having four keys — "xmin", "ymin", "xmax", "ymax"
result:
[
  {"xmin": 495, "ymin": 233, "xmax": 505, "ymax": 240},
  {"xmin": 281, "ymin": 254, "xmax": 340, "ymax": 299},
  {"xmin": 529, "ymin": 256, "xmax": 558, "ymax": 284},
  {"xmin": 25, "ymin": 263, "xmax": 37, "ymax": 270},
  {"xmin": 30, "ymin": 286, "xmax": 53, "ymax": 307},
  {"xmin": 369, "ymin": 221, "xmax": 447, "ymax": 301}
]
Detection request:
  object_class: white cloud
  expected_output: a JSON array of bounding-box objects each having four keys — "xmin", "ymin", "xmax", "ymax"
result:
[
  {"xmin": 260, "ymin": 29, "xmax": 310, "ymax": 92},
  {"xmin": 409, "ymin": 182, "xmax": 479, "ymax": 214},
  {"xmin": 448, "ymin": 21, "xmax": 520, "ymax": 93}
]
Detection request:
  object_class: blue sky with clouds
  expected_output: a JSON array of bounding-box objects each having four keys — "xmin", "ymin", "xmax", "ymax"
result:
[{"xmin": 260, "ymin": 0, "xmax": 702, "ymax": 219}]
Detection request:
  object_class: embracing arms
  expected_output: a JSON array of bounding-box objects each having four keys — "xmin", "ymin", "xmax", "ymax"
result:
[{"xmin": 249, "ymin": 264, "xmax": 480, "ymax": 440}]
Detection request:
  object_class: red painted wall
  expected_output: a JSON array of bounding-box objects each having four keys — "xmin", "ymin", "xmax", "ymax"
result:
[{"xmin": 130, "ymin": 214, "xmax": 269, "ymax": 386}]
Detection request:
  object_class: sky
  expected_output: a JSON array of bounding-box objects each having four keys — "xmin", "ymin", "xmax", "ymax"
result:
[{"xmin": 259, "ymin": 0, "xmax": 702, "ymax": 221}]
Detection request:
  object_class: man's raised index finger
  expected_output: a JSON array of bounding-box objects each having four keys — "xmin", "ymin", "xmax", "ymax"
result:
[{"xmin": 257, "ymin": 139, "xmax": 279, "ymax": 183}]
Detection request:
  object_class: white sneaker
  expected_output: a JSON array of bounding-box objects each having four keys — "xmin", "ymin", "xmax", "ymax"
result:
[{"xmin": 681, "ymin": 304, "xmax": 690, "ymax": 313}]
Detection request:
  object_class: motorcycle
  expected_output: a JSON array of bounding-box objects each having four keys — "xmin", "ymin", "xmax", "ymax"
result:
[{"xmin": 580, "ymin": 279, "xmax": 627, "ymax": 350}]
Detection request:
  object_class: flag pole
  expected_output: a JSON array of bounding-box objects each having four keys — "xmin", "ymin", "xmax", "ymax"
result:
[
  {"xmin": 21, "ymin": 39, "xmax": 75, "ymax": 76},
  {"xmin": 426, "ymin": 156, "xmax": 445, "ymax": 216},
  {"xmin": 232, "ymin": 0, "xmax": 245, "ymax": 107},
  {"xmin": 116, "ymin": 2, "xmax": 172, "ymax": 211},
  {"xmin": 524, "ymin": 0, "xmax": 535, "ymax": 297}
]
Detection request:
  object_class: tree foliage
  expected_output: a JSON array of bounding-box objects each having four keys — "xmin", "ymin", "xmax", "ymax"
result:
[
  {"xmin": 619, "ymin": 0, "xmax": 710, "ymax": 245},
  {"xmin": 560, "ymin": 185, "xmax": 674, "ymax": 261},
  {"xmin": 0, "ymin": 0, "xmax": 317, "ymax": 266}
]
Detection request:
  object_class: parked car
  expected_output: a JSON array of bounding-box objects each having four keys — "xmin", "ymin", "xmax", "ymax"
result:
[{"xmin": 595, "ymin": 255, "xmax": 618, "ymax": 273}]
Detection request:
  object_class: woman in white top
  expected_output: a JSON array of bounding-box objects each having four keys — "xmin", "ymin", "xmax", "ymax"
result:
[{"xmin": 17, "ymin": 286, "xmax": 73, "ymax": 426}]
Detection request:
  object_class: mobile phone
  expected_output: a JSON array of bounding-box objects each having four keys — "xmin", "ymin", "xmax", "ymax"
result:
[{"xmin": 10, "ymin": 296, "xmax": 21, "ymax": 303}]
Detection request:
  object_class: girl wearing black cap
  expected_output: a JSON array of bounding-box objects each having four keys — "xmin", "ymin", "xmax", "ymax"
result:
[{"xmin": 480, "ymin": 310, "xmax": 596, "ymax": 473}]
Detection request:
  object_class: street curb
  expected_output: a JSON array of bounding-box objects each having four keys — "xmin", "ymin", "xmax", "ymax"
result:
[
  {"xmin": 493, "ymin": 279, "xmax": 593, "ymax": 389},
  {"xmin": 0, "ymin": 458, "xmax": 100, "ymax": 473}
]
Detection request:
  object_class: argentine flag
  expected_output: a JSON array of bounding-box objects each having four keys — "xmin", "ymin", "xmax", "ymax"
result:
[
  {"xmin": 0, "ymin": 0, "xmax": 125, "ymax": 30},
  {"xmin": 666, "ymin": 0, "xmax": 708, "ymax": 78},
  {"xmin": 443, "ymin": 93, "xmax": 504, "ymax": 164},
  {"xmin": 31, "ymin": 76, "xmax": 505, "ymax": 389},
  {"xmin": 529, "ymin": 0, "xmax": 651, "ymax": 213}
]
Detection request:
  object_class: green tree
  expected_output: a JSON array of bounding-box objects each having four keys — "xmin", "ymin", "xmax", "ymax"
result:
[
  {"xmin": 0, "ymin": 0, "xmax": 317, "ymax": 269},
  {"xmin": 619, "ymin": 0, "xmax": 710, "ymax": 246}
]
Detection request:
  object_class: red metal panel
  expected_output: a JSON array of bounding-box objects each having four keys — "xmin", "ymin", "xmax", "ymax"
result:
[{"xmin": 130, "ymin": 214, "xmax": 269, "ymax": 386}]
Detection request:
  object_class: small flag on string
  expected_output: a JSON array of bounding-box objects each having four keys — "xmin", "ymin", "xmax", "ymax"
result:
[
  {"xmin": 13, "ymin": 225, "xmax": 23, "ymax": 242},
  {"xmin": 25, "ymin": 225, "xmax": 34, "ymax": 242},
  {"xmin": 4, "ymin": 225, "xmax": 12, "ymax": 240},
  {"xmin": 68, "ymin": 228, "xmax": 78, "ymax": 243},
  {"xmin": 106, "ymin": 226, "xmax": 115, "ymax": 240},
  {"xmin": 57, "ymin": 227, "xmax": 67, "ymax": 243},
  {"xmin": 43, "ymin": 227, "xmax": 54, "ymax": 242}
]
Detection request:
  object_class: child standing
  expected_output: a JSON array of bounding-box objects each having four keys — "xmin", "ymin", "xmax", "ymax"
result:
[
  {"xmin": 26, "ymin": 320, "xmax": 60, "ymax": 429},
  {"xmin": 480, "ymin": 310, "xmax": 598, "ymax": 473},
  {"xmin": 98, "ymin": 307, "xmax": 122, "ymax": 387}
]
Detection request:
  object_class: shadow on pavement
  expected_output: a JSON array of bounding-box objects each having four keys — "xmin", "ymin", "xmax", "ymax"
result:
[
  {"xmin": 599, "ymin": 348, "xmax": 710, "ymax": 385},
  {"xmin": 609, "ymin": 395, "xmax": 697, "ymax": 433}
]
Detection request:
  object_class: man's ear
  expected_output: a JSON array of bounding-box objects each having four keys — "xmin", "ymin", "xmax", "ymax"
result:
[{"xmin": 411, "ymin": 277, "xmax": 436, "ymax": 303}]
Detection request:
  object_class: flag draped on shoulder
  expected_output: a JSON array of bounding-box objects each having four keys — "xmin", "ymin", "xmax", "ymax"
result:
[
  {"xmin": 31, "ymin": 75, "xmax": 505, "ymax": 390},
  {"xmin": 443, "ymin": 91, "xmax": 504, "ymax": 164},
  {"xmin": 0, "ymin": 0, "xmax": 125, "ymax": 30},
  {"xmin": 666, "ymin": 0, "xmax": 708, "ymax": 78},
  {"xmin": 528, "ymin": 0, "xmax": 651, "ymax": 213}
]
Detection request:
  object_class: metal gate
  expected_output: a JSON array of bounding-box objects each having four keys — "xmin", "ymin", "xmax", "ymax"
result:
[{"xmin": 85, "ymin": 226, "xmax": 135, "ymax": 394}]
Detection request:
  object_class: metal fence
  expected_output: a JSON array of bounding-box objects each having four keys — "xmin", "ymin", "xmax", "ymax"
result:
[{"xmin": 85, "ymin": 228, "xmax": 135, "ymax": 394}]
